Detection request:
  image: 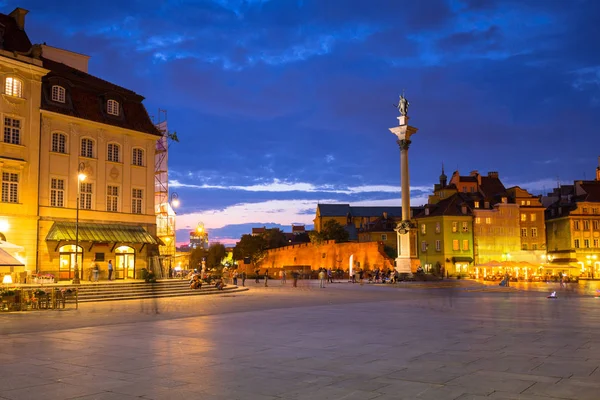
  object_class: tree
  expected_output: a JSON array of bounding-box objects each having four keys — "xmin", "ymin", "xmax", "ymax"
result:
[
  {"xmin": 233, "ymin": 234, "xmax": 267, "ymax": 265},
  {"xmin": 189, "ymin": 246, "xmax": 208, "ymax": 271},
  {"xmin": 322, "ymin": 220, "xmax": 350, "ymax": 243},
  {"xmin": 206, "ymin": 243, "xmax": 226, "ymax": 268},
  {"xmin": 262, "ymin": 228, "xmax": 287, "ymax": 249}
]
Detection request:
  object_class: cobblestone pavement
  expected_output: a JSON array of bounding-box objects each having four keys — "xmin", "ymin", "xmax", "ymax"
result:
[{"xmin": 1, "ymin": 281, "xmax": 599, "ymax": 399}]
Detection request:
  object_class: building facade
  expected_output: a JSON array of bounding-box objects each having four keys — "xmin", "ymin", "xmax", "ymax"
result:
[{"xmin": 0, "ymin": 8, "xmax": 161, "ymax": 281}]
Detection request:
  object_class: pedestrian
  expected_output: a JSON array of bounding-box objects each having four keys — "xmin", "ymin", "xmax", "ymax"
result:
[
  {"xmin": 327, "ymin": 268, "xmax": 333, "ymax": 283},
  {"xmin": 255, "ymin": 269, "xmax": 260, "ymax": 284},
  {"xmin": 292, "ymin": 270, "xmax": 299, "ymax": 287},
  {"xmin": 281, "ymin": 269, "xmax": 287, "ymax": 284},
  {"xmin": 560, "ymin": 273, "xmax": 565, "ymax": 288},
  {"xmin": 233, "ymin": 270, "xmax": 238, "ymax": 286},
  {"xmin": 92, "ymin": 263, "xmax": 99, "ymax": 282},
  {"xmin": 440, "ymin": 266, "xmax": 445, "ymax": 280},
  {"xmin": 319, "ymin": 269, "xmax": 326, "ymax": 288},
  {"xmin": 241, "ymin": 271, "xmax": 246, "ymax": 286},
  {"xmin": 108, "ymin": 260, "xmax": 113, "ymax": 281},
  {"xmin": 264, "ymin": 269, "xmax": 269, "ymax": 287},
  {"xmin": 505, "ymin": 271, "xmax": 510, "ymax": 287}
]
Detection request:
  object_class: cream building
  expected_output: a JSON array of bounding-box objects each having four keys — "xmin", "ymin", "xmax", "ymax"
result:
[{"xmin": 0, "ymin": 7, "xmax": 162, "ymax": 282}]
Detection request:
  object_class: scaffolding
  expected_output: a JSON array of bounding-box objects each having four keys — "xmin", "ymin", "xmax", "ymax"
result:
[{"xmin": 154, "ymin": 109, "xmax": 178, "ymax": 277}]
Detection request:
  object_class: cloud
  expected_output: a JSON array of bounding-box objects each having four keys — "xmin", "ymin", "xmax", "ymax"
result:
[{"xmin": 325, "ymin": 154, "xmax": 335, "ymax": 163}]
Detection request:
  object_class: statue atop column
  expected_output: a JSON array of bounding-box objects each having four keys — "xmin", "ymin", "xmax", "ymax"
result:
[{"xmin": 394, "ymin": 93, "xmax": 410, "ymax": 116}]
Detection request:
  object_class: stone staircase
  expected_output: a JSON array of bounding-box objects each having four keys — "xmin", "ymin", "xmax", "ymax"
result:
[{"xmin": 74, "ymin": 280, "xmax": 247, "ymax": 303}]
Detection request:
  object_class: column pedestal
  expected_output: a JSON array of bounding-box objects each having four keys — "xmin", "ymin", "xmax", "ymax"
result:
[{"xmin": 395, "ymin": 233, "xmax": 412, "ymax": 273}]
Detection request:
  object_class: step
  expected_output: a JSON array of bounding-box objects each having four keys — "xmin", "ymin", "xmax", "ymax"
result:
[{"xmin": 77, "ymin": 287, "xmax": 248, "ymax": 303}]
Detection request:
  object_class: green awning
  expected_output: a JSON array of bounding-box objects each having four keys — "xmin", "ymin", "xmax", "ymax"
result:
[
  {"xmin": 46, "ymin": 222, "xmax": 159, "ymax": 244},
  {"xmin": 452, "ymin": 257, "xmax": 474, "ymax": 263}
]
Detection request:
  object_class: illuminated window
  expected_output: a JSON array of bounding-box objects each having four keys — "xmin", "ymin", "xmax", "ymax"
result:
[
  {"xmin": 51, "ymin": 132, "xmax": 67, "ymax": 153},
  {"xmin": 50, "ymin": 178, "xmax": 65, "ymax": 207},
  {"xmin": 521, "ymin": 214, "xmax": 527, "ymax": 222},
  {"xmin": 132, "ymin": 148, "xmax": 144, "ymax": 166},
  {"xmin": 435, "ymin": 222, "xmax": 440, "ymax": 233},
  {"xmin": 107, "ymin": 185, "xmax": 119, "ymax": 212},
  {"xmin": 421, "ymin": 224, "xmax": 426, "ymax": 234},
  {"xmin": 81, "ymin": 138, "xmax": 94, "ymax": 158},
  {"xmin": 530, "ymin": 214, "xmax": 536, "ymax": 222},
  {"xmin": 132, "ymin": 188, "xmax": 143, "ymax": 214},
  {"xmin": 5, "ymin": 77, "xmax": 22, "ymax": 97},
  {"xmin": 474, "ymin": 201, "xmax": 480, "ymax": 208},
  {"xmin": 462, "ymin": 240, "xmax": 469, "ymax": 251},
  {"xmin": 462, "ymin": 222, "xmax": 468, "ymax": 232},
  {"xmin": 452, "ymin": 222, "xmax": 458, "ymax": 233},
  {"xmin": 475, "ymin": 217, "xmax": 481, "ymax": 224},
  {"xmin": 107, "ymin": 99, "xmax": 119, "ymax": 116},
  {"xmin": 452, "ymin": 239, "xmax": 459, "ymax": 251},
  {"xmin": 594, "ymin": 239, "xmax": 599, "ymax": 248},
  {"xmin": 3, "ymin": 117, "xmax": 21, "ymax": 145},
  {"xmin": 485, "ymin": 217, "xmax": 491, "ymax": 224},
  {"xmin": 107, "ymin": 143, "xmax": 120, "ymax": 162},
  {"xmin": 51, "ymin": 85, "xmax": 66, "ymax": 103},
  {"xmin": 1, "ymin": 171, "xmax": 18, "ymax": 203}
]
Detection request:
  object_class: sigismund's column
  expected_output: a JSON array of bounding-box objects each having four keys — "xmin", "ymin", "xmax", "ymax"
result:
[{"xmin": 389, "ymin": 94, "xmax": 418, "ymax": 273}]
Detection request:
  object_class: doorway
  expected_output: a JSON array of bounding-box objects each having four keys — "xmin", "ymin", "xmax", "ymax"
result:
[
  {"xmin": 115, "ymin": 246, "xmax": 135, "ymax": 279},
  {"xmin": 58, "ymin": 245, "xmax": 83, "ymax": 280}
]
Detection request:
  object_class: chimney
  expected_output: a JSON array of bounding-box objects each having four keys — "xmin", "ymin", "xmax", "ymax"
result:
[
  {"xmin": 469, "ymin": 170, "xmax": 479, "ymax": 176},
  {"xmin": 488, "ymin": 171, "xmax": 499, "ymax": 179},
  {"xmin": 9, "ymin": 8, "xmax": 29, "ymax": 31}
]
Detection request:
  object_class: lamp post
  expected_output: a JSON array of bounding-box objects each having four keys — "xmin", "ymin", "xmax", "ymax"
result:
[{"xmin": 73, "ymin": 162, "xmax": 86, "ymax": 284}]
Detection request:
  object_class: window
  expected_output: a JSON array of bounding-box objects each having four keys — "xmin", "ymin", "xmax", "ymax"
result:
[
  {"xmin": 132, "ymin": 188, "xmax": 143, "ymax": 214},
  {"xmin": 485, "ymin": 217, "xmax": 491, "ymax": 224},
  {"xmin": 421, "ymin": 241, "xmax": 428, "ymax": 252},
  {"xmin": 531, "ymin": 228, "xmax": 538, "ymax": 238},
  {"xmin": 574, "ymin": 220, "xmax": 580, "ymax": 230},
  {"xmin": 1, "ymin": 172, "xmax": 18, "ymax": 203},
  {"xmin": 107, "ymin": 185, "xmax": 119, "ymax": 212},
  {"xmin": 435, "ymin": 240, "xmax": 441, "ymax": 251},
  {"xmin": 594, "ymin": 221, "xmax": 600, "ymax": 230},
  {"xmin": 5, "ymin": 77, "xmax": 22, "ymax": 97},
  {"xmin": 132, "ymin": 148, "xmax": 144, "ymax": 166},
  {"xmin": 594, "ymin": 239, "xmax": 599, "ymax": 248},
  {"xmin": 381, "ymin": 234, "xmax": 387, "ymax": 241},
  {"xmin": 583, "ymin": 208, "xmax": 589, "ymax": 214},
  {"xmin": 51, "ymin": 85, "xmax": 66, "ymax": 103},
  {"xmin": 50, "ymin": 178, "xmax": 65, "ymax": 207},
  {"xmin": 584, "ymin": 220, "xmax": 590, "ymax": 230},
  {"xmin": 107, "ymin": 99, "xmax": 120, "ymax": 116},
  {"xmin": 526, "ymin": 201, "xmax": 531, "ymax": 205},
  {"xmin": 474, "ymin": 201, "xmax": 480, "ymax": 208},
  {"xmin": 79, "ymin": 182, "xmax": 92, "ymax": 210},
  {"xmin": 435, "ymin": 222, "xmax": 440, "ymax": 233},
  {"xmin": 107, "ymin": 143, "xmax": 120, "ymax": 162},
  {"xmin": 574, "ymin": 239, "xmax": 580, "ymax": 249},
  {"xmin": 522, "ymin": 243, "xmax": 528, "ymax": 250},
  {"xmin": 521, "ymin": 228, "xmax": 527, "ymax": 237},
  {"xmin": 51, "ymin": 133, "xmax": 67, "ymax": 153},
  {"xmin": 81, "ymin": 138, "xmax": 94, "ymax": 158},
  {"xmin": 421, "ymin": 224, "xmax": 426, "ymax": 235},
  {"xmin": 584, "ymin": 239, "xmax": 590, "ymax": 248},
  {"xmin": 462, "ymin": 222, "xmax": 468, "ymax": 233},
  {"xmin": 462, "ymin": 240, "xmax": 469, "ymax": 251},
  {"xmin": 521, "ymin": 214, "xmax": 527, "ymax": 222},
  {"xmin": 594, "ymin": 208, "xmax": 599, "ymax": 215},
  {"xmin": 3, "ymin": 117, "xmax": 21, "ymax": 145},
  {"xmin": 521, "ymin": 200, "xmax": 525, "ymax": 205},
  {"xmin": 532, "ymin": 244, "xmax": 538, "ymax": 250},
  {"xmin": 530, "ymin": 214, "xmax": 536, "ymax": 222},
  {"xmin": 452, "ymin": 222, "xmax": 458, "ymax": 233},
  {"xmin": 452, "ymin": 239, "xmax": 459, "ymax": 251},
  {"xmin": 484, "ymin": 202, "xmax": 490, "ymax": 208},
  {"xmin": 475, "ymin": 217, "xmax": 481, "ymax": 224}
]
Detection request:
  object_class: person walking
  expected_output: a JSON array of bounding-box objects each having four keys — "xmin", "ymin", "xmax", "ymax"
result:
[
  {"xmin": 327, "ymin": 268, "xmax": 333, "ymax": 283},
  {"xmin": 107, "ymin": 260, "xmax": 113, "ymax": 281},
  {"xmin": 241, "ymin": 271, "xmax": 246, "ymax": 286},
  {"xmin": 92, "ymin": 263, "xmax": 99, "ymax": 282},
  {"xmin": 233, "ymin": 271, "xmax": 238, "ymax": 286},
  {"xmin": 281, "ymin": 269, "xmax": 287, "ymax": 284},
  {"xmin": 255, "ymin": 269, "xmax": 260, "ymax": 284},
  {"xmin": 292, "ymin": 270, "xmax": 299, "ymax": 287},
  {"xmin": 319, "ymin": 269, "xmax": 326, "ymax": 288},
  {"xmin": 264, "ymin": 269, "xmax": 269, "ymax": 287}
]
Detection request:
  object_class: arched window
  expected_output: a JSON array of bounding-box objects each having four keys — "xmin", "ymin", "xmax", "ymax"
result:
[
  {"xmin": 107, "ymin": 99, "xmax": 120, "ymax": 116},
  {"xmin": 81, "ymin": 137, "xmax": 94, "ymax": 158},
  {"xmin": 51, "ymin": 85, "xmax": 66, "ymax": 103},
  {"xmin": 132, "ymin": 148, "xmax": 144, "ymax": 166},
  {"xmin": 107, "ymin": 143, "xmax": 120, "ymax": 162},
  {"xmin": 51, "ymin": 132, "xmax": 67, "ymax": 153},
  {"xmin": 5, "ymin": 77, "xmax": 22, "ymax": 97}
]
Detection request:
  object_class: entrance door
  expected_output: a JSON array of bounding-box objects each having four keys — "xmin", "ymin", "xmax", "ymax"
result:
[
  {"xmin": 58, "ymin": 245, "xmax": 83, "ymax": 280},
  {"xmin": 115, "ymin": 246, "xmax": 135, "ymax": 279}
]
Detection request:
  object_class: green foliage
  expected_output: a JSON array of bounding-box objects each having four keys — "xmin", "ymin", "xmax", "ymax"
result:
[
  {"xmin": 262, "ymin": 228, "xmax": 288, "ymax": 249},
  {"xmin": 311, "ymin": 220, "xmax": 350, "ymax": 244},
  {"xmin": 189, "ymin": 246, "xmax": 208, "ymax": 270},
  {"xmin": 383, "ymin": 245, "xmax": 397, "ymax": 259},
  {"xmin": 206, "ymin": 243, "xmax": 227, "ymax": 268},
  {"xmin": 233, "ymin": 234, "xmax": 267, "ymax": 265},
  {"xmin": 1, "ymin": 289, "xmax": 16, "ymax": 297}
]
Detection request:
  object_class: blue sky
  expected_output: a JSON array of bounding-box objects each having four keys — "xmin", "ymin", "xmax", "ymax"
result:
[{"xmin": 12, "ymin": 0, "xmax": 600, "ymax": 245}]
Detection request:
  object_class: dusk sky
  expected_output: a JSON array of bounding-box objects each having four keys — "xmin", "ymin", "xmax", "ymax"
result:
[{"xmin": 14, "ymin": 0, "xmax": 600, "ymax": 245}]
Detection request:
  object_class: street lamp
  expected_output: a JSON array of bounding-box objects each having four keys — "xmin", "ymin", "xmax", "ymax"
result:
[
  {"xmin": 170, "ymin": 192, "xmax": 180, "ymax": 209},
  {"xmin": 73, "ymin": 162, "xmax": 86, "ymax": 284}
]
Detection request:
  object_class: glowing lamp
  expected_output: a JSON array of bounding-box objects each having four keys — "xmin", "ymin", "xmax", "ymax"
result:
[
  {"xmin": 0, "ymin": 220, "xmax": 9, "ymax": 232},
  {"xmin": 78, "ymin": 172, "xmax": 86, "ymax": 181},
  {"xmin": 2, "ymin": 275, "xmax": 12, "ymax": 284}
]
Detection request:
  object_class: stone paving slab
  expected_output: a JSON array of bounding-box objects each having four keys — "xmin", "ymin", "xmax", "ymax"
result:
[{"xmin": 1, "ymin": 283, "xmax": 600, "ymax": 399}]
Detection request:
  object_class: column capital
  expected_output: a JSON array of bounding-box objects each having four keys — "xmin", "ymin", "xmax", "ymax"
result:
[{"xmin": 397, "ymin": 139, "xmax": 412, "ymax": 150}]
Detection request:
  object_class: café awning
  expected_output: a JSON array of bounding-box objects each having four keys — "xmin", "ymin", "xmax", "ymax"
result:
[
  {"xmin": 452, "ymin": 257, "xmax": 473, "ymax": 264},
  {"xmin": 0, "ymin": 248, "xmax": 24, "ymax": 267},
  {"xmin": 46, "ymin": 222, "xmax": 159, "ymax": 245}
]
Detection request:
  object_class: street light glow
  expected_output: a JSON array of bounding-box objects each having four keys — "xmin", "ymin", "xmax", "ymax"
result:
[{"xmin": 78, "ymin": 172, "xmax": 86, "ymax": 181}]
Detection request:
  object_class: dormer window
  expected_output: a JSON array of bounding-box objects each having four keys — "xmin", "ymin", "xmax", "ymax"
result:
[
  {"xmin": 107, "ymin": 99, "xmax": 120, "ymax": 116},
  {"xmin": 5, "ymin": 77, "xmax": 22, "ymax": 97},
  {"xmin": 51, "ymin": 85, "xmax": 66, "ymax": 103}
]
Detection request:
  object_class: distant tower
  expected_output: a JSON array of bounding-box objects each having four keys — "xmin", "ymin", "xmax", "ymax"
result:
[
  {"xmin": 190, "ymin": 222, "xmax": 209, "ymax": 250},
  {"xmin": 439, "ymin": 163, "xmax": 447, "ymax": 188}
]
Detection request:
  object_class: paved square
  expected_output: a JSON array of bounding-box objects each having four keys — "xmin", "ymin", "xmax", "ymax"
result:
[{"xmin": 1, "ymin": 282, "xmax": 599, "ymax": 399}]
